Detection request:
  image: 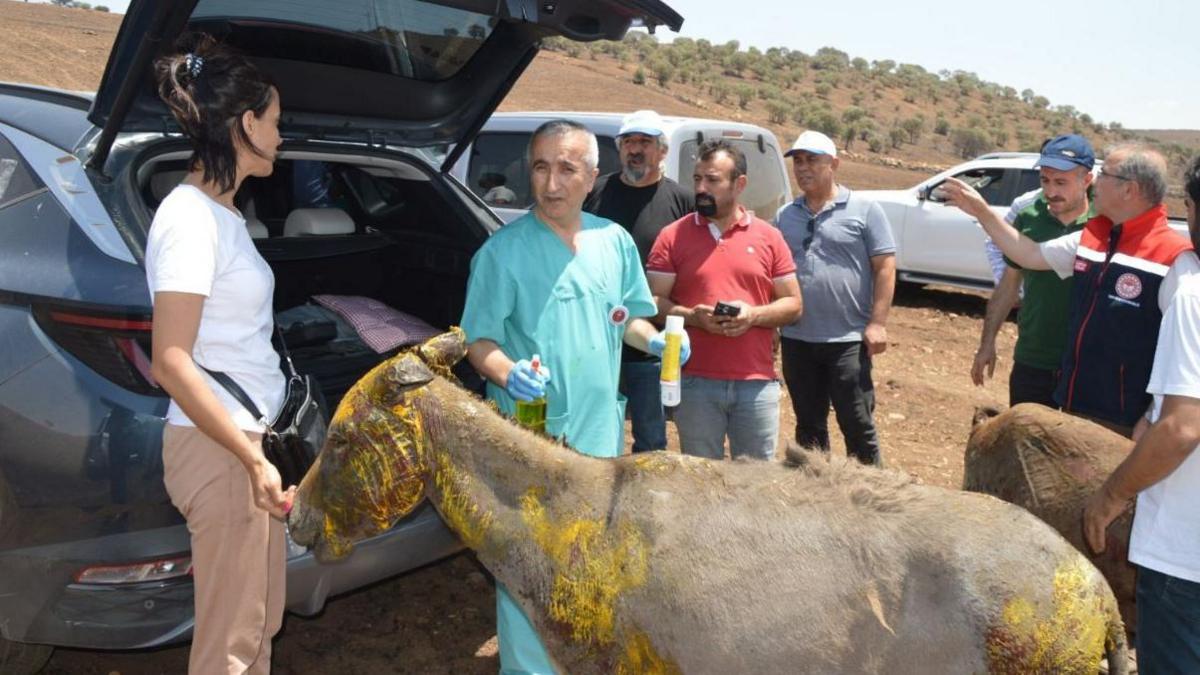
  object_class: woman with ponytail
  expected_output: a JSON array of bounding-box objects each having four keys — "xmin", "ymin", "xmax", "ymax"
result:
[{"xmin": 145, "ymin": 33, "xmax": 290, "ymax": 674}]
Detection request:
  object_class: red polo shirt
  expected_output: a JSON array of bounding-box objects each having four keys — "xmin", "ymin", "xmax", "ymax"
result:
[{"xmin": 646, "ymin": 208, "xmax": 796, "ymax": 380}]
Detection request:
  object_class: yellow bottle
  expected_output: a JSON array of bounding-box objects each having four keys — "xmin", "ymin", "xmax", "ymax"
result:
[
  {"xmin": 660, "ymin": 315, "xmax": 684, "ymax": 407},
  {"xmin": 515, "ymin": 354, "xmax": 547, "ymax": 433}
]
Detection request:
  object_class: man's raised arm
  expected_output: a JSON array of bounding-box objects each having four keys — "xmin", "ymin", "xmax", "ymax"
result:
[{"xmin": 940, "ymin": 178, "xmax": 1051, "ymax": 271}]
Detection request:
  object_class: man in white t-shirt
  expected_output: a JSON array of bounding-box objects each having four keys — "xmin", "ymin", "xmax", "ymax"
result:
[
  {"xmin": 943, "ymin": 143, "xmax": 1196, "ymax": 435},
  {"xmin": 1084, "ymin": 156, "xmax": 1200, "ymax": 672}
]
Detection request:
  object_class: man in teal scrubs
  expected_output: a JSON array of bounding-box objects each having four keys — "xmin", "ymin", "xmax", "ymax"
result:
[{"xmin": 461, "ymin": 119, "xmax": 687, "ymax": 674}]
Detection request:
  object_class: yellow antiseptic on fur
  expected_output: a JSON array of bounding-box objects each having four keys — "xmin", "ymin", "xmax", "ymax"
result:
[
  {"xmin": 986, "ymin": 559, "xmax": 1111, "ymax": 674},
  {"xmin": 329, "ymin": 357, "xmax": 392, "ymax": 426},
  {"xmin": 519, "ymin": 488, "xmax": 649, "ymax": 645},
  {"xmin": 616, "ymin": 631, "xmax": 681, "ymax": 675},
  {"xmin": 632, "ymin": 453, "xmax": 677, "ymax": 473},
  {"xmin": 314, "ymin": 375, "xmax": 429, "ymax": 558},
  {"xmin": 433, "ymin": 451, "xmax": 493, "ymax": 550}
]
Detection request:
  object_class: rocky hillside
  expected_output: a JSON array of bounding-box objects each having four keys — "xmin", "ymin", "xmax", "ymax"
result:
[{"xmin": 529, "ymin": 34, "xmax": 1196, "ymax": 181}]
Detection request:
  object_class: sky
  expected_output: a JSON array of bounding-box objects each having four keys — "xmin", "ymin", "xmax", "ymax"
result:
[
  {"xmin": 72, "ymin": 0, "xmax": 1196, "ymax": 130},
  {"xmin": 658, "ymin": 0, "xmax": 1197, "ymax": 130}
]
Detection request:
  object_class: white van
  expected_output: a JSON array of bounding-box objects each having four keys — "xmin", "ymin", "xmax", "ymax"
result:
[{"xmin": 449, "ymin": 111, "xmax": 793, "ymax": 224}]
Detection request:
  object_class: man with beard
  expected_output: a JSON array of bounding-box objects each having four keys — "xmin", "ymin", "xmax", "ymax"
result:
[
  {"xmin": 775, "ymin": 130, "xmax": 896, "ymax": 466},
  {"xmin": 1085, "ymin": 155, "xmax": 1200, "ymax": 673},
  {"xmin": 646, "ymin": 139, "xmax": 802, "ymax": 460},
  {"xmin": 944, "ymin": 143, "xmax": 1196, "ymax": 436},
  {"xmin": 971, "ymin": 135, "xmax": 1096, "ymax": 407},
  {"xmin": 585, "ymin": 110, "xmax": 693, "ymax": 453}
]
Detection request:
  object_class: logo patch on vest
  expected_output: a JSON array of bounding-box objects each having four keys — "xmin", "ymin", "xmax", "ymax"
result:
[
  {"xmin": 1074, "ymin": 258, "xmax": 1089, "ymax": 273},
  {"xmin": 1115, "ymin": 273, "xmax": 1143, "ymax": 300}
]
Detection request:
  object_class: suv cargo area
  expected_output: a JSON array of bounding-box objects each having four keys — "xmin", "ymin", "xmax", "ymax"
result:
[{"xmin": 138, "ymin": 150, "xmax": 491, "ymax": 406}]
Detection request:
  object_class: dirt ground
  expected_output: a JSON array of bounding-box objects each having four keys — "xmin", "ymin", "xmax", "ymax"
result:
[{"xmin": 0, "ymin": 2, "xmax": 1031, "ymax": 672}]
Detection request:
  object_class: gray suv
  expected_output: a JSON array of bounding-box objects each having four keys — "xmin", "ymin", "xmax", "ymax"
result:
[{"xmin": 0, "ymin": 0, "xmax": 682, "ymax": 671}]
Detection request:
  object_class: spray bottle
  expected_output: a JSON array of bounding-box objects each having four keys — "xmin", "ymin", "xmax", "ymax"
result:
[
  {"xmin": 514, "ymin": 354, "xmax": 548, "ymax": 433},
  {"xmin": 659, "ymin": 316, "xmax": 685, "ymax": 407}
]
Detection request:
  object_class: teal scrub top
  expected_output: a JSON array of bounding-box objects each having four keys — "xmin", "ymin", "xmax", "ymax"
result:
[{"xmin": 461, "ymin": 211, "xmax": 657, "ymax": 458}]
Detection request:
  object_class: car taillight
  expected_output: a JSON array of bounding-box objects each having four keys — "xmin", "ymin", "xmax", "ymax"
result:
[
  {"xmin": 74, "ymin": 555, "xmax": 192, "ymax": 585},
  {"xmin": 32, "ymin": 306, "xmax": 163, "ymax": 396}
]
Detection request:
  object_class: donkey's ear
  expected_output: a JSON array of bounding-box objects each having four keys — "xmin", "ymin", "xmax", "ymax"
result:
[
  {"xmin": 971, "ymin": 406, "xmax": 1002, "ymax": 429},
  {"xmin": 417, "ymin": 328, "xmax": 468, "ymax": 374},
  {"xmin": 369, "ymin": 353, "xmax": 436, "ymax": 408}
]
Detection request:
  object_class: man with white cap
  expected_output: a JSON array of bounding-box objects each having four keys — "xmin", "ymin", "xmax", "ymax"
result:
[
  {"xmin": 585, "ymin": 109, "xmax": 693, "ymax": 453},
  {"xmin": 776, "ymin": 130, "xmax": 896, "ymax": 465}
]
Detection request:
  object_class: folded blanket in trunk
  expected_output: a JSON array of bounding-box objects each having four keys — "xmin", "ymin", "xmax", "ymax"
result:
[{"xmin": 312, "ymin": 294, "xmax": 441, "ymax": 353}]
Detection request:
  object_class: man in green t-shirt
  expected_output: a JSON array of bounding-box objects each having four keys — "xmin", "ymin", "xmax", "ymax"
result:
[{"xmin": 971, "ymin": 134, "xmax": 1095, "ymax": 406}]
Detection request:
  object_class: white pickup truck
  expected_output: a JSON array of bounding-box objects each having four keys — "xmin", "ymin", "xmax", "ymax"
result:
[{"xmin": 448, "ymin": 111, "xmax": 793, "ymax": 225}]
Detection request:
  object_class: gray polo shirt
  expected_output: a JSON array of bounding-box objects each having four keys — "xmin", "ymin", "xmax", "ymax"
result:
[{"xmin": 776, "ymin": 186, "xmax": 895, "ymax": 342}]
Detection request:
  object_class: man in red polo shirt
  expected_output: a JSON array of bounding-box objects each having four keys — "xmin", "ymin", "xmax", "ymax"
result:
[{"xmin": 646, "ymin": 139, "xmax": 803, "ymax": 459}]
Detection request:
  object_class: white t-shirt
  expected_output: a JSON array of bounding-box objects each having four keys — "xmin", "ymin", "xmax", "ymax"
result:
[
  {"xmin": 145, "ymin": 184, "xmax": 285, "ymax": 432},
  {"xmin": 982, "ymin": 188, "xmax": 1042, "ymax": 290},
  {"xmin": 1039, "ymin": 230, "xmax": 1200, "ymax": 312},
  {"xmin": 1129, "ymin": 271, "xmax": 1200, "ymax": 582}
]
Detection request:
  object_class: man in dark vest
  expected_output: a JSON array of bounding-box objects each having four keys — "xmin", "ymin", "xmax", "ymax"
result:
[
  {"xmin": 944, "ymin": 143, "xmax": 1197, "ymax": 436},
  {"xmin": 1084, "ymin": 155, "xmax": 1200, "ymax": 675}
]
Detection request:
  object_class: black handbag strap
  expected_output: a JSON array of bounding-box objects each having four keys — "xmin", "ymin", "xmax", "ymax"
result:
[
  {"xmin": 273, "ymin": 324, "xmax": 301, "ymax": 380},
  {"xmin": 201, "ymin": 325, "xmax": 296, "ymax": 430},
  {"xmin": 202, "ymin": 365, "xmax": 272, "ymax": 429}
]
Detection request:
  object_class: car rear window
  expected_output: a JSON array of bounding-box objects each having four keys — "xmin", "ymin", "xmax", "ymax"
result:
[
  {"xmin": 677, "ymin": 137, "xmax": 788, "ymax": 221},
  {"xmin": 466, "ymin": 131, "xmax": 620, "ymax": 209},
  {"xmin": 192, "ymin": 0, "xmax": 496, "ymax": 81}
]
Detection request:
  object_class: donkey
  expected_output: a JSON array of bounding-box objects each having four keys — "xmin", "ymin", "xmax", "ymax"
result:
[
  {"xmin": 289, "ymin": 331, "xmax": 1127, "ymax": 674},
  {"xmin": 965, "ymin": 403, "xmax": 1137, "ymax": 636}
]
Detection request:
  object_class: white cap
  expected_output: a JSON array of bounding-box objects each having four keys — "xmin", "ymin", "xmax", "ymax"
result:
[
  {"xmin": 665, "ymin": 315, "xmax": 685, "ymax": 333},
  {"xmin": 784, "ymin": 130, "xmax": 837, "ymax": 159},
  {"xmin": 618, "ymin": 109, "xmax": 666, "ymax": 138}
]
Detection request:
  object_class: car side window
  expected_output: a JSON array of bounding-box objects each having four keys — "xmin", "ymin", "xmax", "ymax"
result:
[
  {"xmin": 954, "ymin": 168, "xmax": 1011, "ymax": 207},
  {"xmin": 466, "ymin": 131, "xmax": 619, "ymax": 209},
  {"xmin": 0, "ymin": 132, "xmax": 45, "ymax": 209},
  {"xmin": 928, "ymin": 168, "xmax": 1011, "ymax": 207},
  {"xmin": 1014, "ymin": 169, "xmax": 1041, "ymax": 198}
]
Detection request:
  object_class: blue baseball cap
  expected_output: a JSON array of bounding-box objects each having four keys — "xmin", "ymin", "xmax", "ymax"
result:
[{"xmin": 1035, "ymin": 134, "xmax": 1095, "ymax": 171}]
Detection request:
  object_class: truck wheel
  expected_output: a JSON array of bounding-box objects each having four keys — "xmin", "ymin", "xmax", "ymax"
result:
[{"xmin": 0, "ymin": 636, "xmax": 53, "ymax": 675}]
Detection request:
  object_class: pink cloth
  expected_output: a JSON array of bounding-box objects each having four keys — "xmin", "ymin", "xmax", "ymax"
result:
[{"xmin": 311, "ymin": 294, "xmax": 440, "ymax": 353}]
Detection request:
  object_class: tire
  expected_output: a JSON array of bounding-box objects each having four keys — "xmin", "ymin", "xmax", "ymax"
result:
[{"xmin": 0, "ymin": 636, "xmax": 53, "ymax": 675}]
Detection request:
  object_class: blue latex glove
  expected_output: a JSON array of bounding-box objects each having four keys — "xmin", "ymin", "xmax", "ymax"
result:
[
  {"xmin": 648, "ymin": 328, "xmax": 691, "ymax": 365},
  {"xmin": 505, "ymin": 359, "xmax": 549, "ymax": 402}
]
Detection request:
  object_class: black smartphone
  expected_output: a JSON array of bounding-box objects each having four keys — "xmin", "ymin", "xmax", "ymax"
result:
[{"xmin": 713, "ymin": 301, "xmax": 741, "ymax": 318}]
